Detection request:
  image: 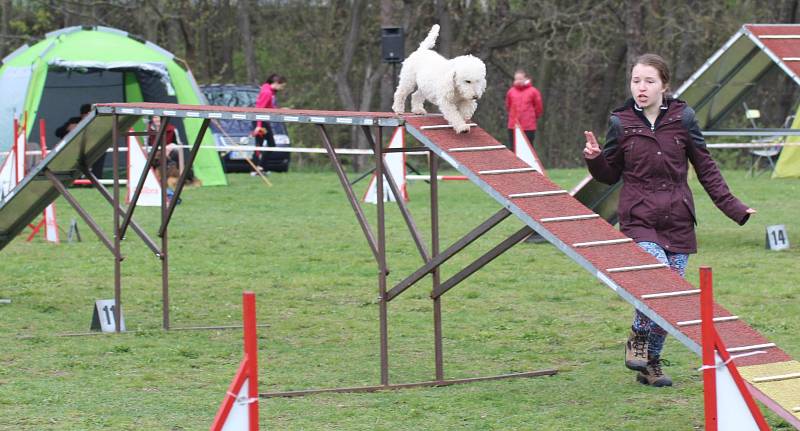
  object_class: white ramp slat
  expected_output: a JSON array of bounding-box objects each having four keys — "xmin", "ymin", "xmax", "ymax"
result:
[
  {"xmin": 509, "ymin": 190, "xmax": 568, "ymax": 198},
  {"xmin": 573, "ymin": 238, "xmax": 633, "ymax": 248},
  {"xmin": 606, "ymin": 263, "xmax": 668, "ymax": 273},
  {"xmin": 640, "ymin": 289, "xmax": 701, "ymax": 300}
]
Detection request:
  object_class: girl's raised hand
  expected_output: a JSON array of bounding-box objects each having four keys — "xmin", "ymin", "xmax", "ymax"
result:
[{"xmin": 583, "ymin": 131, "xmax": 601, "ymax": 159}]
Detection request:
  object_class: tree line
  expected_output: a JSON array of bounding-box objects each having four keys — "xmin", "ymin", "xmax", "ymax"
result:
[{"xmin": 2, "ymin": 0, "xmax": 798, "ymax": 170}]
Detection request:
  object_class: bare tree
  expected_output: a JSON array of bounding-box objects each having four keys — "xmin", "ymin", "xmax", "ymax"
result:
[{"xmin": 237, "ymin": 0, "xmax": 260, "ymax": 84}]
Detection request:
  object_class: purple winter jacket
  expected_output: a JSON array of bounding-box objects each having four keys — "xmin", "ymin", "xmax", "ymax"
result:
[{"xmin": 585, "ymin": 98, "xmax": 750, "ymax": 254}]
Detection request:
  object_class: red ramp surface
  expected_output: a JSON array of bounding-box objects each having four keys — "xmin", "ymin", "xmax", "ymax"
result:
[{"xmin": 405, "ymin": 115, "xmax": 800, "ymax": 427}]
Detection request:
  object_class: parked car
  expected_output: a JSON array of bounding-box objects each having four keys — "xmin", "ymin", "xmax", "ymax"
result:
[{"xmin": 200, "ymin": 84, "xmax": 291, "ymax": 172}]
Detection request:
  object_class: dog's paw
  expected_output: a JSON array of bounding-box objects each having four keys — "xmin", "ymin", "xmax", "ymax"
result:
[
  {"xmin": 453, "ymin": 123, "xmax": 470, "ymax": 133},
  {"xmin": 411, "ymin": 107, "xmax": 427, "ymax": 115},
  {"xmin": 391, "ymin": 104, "xmax": 405, "ymax": 114}
]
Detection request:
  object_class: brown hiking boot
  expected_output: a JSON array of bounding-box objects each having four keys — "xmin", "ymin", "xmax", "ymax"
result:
[
  {"xmin": 636, "ymin": 358, "xmax": 673, "ymax": 387},
  {"xmin": 625, "ymin": 330, "xmax": 649, "ymax": 372}
]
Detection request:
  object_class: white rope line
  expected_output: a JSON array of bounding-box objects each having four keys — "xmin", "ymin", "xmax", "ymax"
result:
[
  {"xmin": 420, "ymin": 123, "xmax": 477, "ymax": 130},
  {"xmin": 640, "ymin": 289, "xmax": 700, "ymax": 300},
  {"xmin": 508, "ymin": 190, "xmax": 567, "ymax": 198},
  {"xmin": 478, "ymin": 167, "xmax": 537, "ymax": 175},
  {"xmin": 697, "ymin": 351, "xmax": 767, "ymax": 371},
  {"xmin": 676, "ymin": 316, "xmax": 740, "ymax": 327},
  {"xmin": 752, "ymin": 371, "xmax": 800, "ymax": 384},
  {"xmin": 727, "ymin": 343, "xmax": 776, "ymax": 353},
  {"xmin": 607, "ymin": 263, "xmax": 669, "ymax": 273},
  {"xmin": 539, "ymin": 214, "xmax": 599, "ymax": 223},
  {"xmin": 573, "ymin": 238, "xmax": 633, "ymax": 248},
  {"xmin": 449, "ymin": 145, "xmax": 506, "ymax": 152},
  {"xmin": 2, "ymin": 145, "xmax": 431, "ymax": 157},
  {"xmin": 782, "ymin": 57, "xmax": 800, "ymax": 61}
]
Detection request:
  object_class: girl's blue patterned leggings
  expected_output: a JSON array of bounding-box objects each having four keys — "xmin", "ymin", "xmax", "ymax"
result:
[{"xmin": 633, "ymin": 241, "xmax": 689, "ymax": 358}]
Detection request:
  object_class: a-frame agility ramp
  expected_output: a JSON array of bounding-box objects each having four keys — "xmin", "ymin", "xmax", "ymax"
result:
[{"xmin": 0, "ymin": 102, "xmax": 798, "ymax": 428}]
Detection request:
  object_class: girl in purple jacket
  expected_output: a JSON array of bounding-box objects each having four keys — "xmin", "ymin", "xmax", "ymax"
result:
[{"xmin": 583, "ymin": 54, "xmax": 756, "ymax": 387}]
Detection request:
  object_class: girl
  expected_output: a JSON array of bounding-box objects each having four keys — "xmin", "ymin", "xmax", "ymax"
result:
[
  {"xmin": 583, "ymin": 54, "xmax": 756, "ymax": 387},
  {"xmin": 253, "ymin": 73, "xmax": 287, "ymax": 171}
]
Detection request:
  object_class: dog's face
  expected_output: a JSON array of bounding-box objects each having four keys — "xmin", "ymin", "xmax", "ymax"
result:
[{"xmin": 449, "ymin": 55, "xmax": 487, "ymax": 101}]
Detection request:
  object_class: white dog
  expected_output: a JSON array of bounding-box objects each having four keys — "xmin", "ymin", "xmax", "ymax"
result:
[{"xmin": 392, "ymin": 24, "xmax": 487, "ymax": 133}]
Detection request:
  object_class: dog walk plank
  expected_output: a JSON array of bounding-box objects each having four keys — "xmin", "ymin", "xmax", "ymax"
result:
[{"xmin": 403, "ymin": 114, "xmax": 800, "ymax": 425}]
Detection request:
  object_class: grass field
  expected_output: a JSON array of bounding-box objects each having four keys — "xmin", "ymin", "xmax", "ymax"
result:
[{"xmin": 0, "ymin": 167, "xmax": 798, "ymax": 430}]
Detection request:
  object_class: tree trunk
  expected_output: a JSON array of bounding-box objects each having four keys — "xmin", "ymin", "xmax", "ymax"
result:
[
  {"xmin": 237, "ymin": 0, "xmax": 260, "ymax": 84},
  {"xmin": 0, "ymin": 0, "xmax": 9, "ymax": 57},
  {"xmin": 624, "ymin": 0, "xmax": 645, "ymax": 70},
  {"xmin": 434, "ymin": 0, "xmax": 453, "ymax": 57}
]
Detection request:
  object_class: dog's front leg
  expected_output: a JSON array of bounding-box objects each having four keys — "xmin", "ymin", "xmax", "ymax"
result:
[
  {"xmin": 457, "ymin": 100, "xmax": 478, "ymax": 123},
  {"xmin": 440, "ymin": 102, "xmax": 470, "ymax": 133}
]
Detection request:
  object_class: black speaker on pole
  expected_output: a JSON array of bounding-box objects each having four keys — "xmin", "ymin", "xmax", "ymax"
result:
[{"xmin": 381, "ymin": 27, "xmax": 404, "ymax": 63}]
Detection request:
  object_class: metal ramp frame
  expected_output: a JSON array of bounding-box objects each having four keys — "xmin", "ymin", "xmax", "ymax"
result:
[{"xmin": 1, "ymin": 102, "xmax": 797, "ymax": 426}]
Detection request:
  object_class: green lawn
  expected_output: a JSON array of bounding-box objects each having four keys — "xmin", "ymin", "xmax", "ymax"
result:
[{"xmin": 0, "ymin": 168, "xmax": 798, "ymax": 430}]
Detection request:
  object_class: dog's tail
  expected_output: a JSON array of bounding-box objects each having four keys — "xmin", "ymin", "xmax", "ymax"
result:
[{"xmin": 417, "ymin": 24, "xmax": 440, "ymax": 51}]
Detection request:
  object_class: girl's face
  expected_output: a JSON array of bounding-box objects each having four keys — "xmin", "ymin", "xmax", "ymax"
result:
[
  {"xmin": 271, "ymin": 82, "xmax": 287, "ymax": 92},
  {"xmin": 513, "ymin": 73, "xmax": 528, "ymax": 87},
  {"xmin": 630, "ymin": 64, "xmax": 666, "ymax": 109}
]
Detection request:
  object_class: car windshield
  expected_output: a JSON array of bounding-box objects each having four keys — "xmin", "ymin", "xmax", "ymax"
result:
[{"xmin": 204, "ymin": 87, "xmax": 259, "ymax": 108}]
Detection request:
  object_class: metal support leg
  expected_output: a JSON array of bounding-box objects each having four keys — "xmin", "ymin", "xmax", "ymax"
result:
[
  {"xmin": 44, "ymin": 170, "xmax": 115, "ymax": 254},
  {"xmin": 120, "ymin": 117, "xmax": 168, "ymax": 239},
  {"xmin": 160, "ymin": 123, "xmax": 170, "ymax": 330},
  {"xmin": 375, "ymin": 126, "xmax": 389, "ymax": 386},
  {"xmin": 432, "ymin": 226, "xmax": 533, "ymax": 298},
  {"xmin": 430, "ymin": 152, "xmax": 444, "ymax": 381},
  {"xmin": 318, "ymin": 125, "xmax": 380, "ymax": 261},
  {"xmin": 112, "ymin": 115, "xmax": 122, "ymax": 333},
  {"xmin": 158, "ymin": 119, "xmax": 210, "ymax": 237},
  {"xmin": 82, "ymin": 168, "xmax": 161, "ymax": 256}
]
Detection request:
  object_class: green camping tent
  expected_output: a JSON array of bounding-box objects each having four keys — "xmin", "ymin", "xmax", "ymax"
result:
[{"xmin": 0, "ymin": 25, "xmax": 226, "ymax": 186}]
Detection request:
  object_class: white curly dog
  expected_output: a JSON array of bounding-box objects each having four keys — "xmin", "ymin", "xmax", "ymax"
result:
[{"xmin": 392, "ymin": 24, "xmax": 487, "ymax": 133}]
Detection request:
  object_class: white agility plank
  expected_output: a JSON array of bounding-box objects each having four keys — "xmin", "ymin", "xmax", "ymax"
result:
[
  {"xmin": 607, "ymin": 263, "xmax": 669, "ymax": 273},
  {"xmin": 641, "ymin": 289, "xmax": 700, "ymax": 300},
  {"xmin": 573, "ymin": 238, "xmax": 633, "ymax": 248},
  {"xmin": 677, "ymin": 316, "xmax": 739, "ymax": 327},
  {"xmin": 508, "ymin": 190, "xmax": 567, "ymax": 198}
]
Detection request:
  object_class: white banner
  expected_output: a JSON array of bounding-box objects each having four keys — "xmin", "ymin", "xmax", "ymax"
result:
[{"xmin": 126, "ymin": 132, "xmax": 162, "ymax": 207}]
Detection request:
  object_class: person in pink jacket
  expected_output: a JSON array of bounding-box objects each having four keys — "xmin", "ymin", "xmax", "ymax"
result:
[
  {"xmin": 252, "ymin": 74, "xmax": 287, "ymax": 171},
  {"xmin": 505, "ymin": 69, "xmax": 544, "ymax": 149}
]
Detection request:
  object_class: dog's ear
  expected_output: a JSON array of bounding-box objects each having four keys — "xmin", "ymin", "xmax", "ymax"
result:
[{"xmin": 478, "ymin": 78, "xmax": 487, "ymax": 98}]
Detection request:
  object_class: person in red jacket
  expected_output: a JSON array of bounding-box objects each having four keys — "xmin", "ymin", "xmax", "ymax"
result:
[
  {"xmin": 583, "ymin": 53, "xmax": 756, "ymax": 387},
  {"xmin": 252, "ymin": 74, "xmax": 287, "ymax": 171},
  {"xmin": 505, "ymin": 69, "xmax": 544, "ymax": 149}
]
